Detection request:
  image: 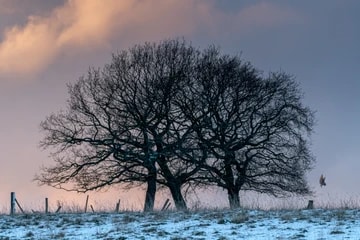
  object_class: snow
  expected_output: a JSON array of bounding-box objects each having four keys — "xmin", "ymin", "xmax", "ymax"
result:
[{"xmin": 0, "ymin": 208, "xmax": 359, "ymax": 239}]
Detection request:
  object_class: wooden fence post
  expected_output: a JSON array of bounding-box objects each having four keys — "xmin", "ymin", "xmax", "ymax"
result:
[
  {"xmin": 115, "ymin": 199, "xmax": 120, "ymax": 213},
  {"xmin": 15, "ymin": 199, "xmax": 25, "ymax": 214},
  {"xmin": 306, "ymin": 200, "xmax": 314, "ymax": 209},
  {"xmin": 10, "ymin": 192, "xmax": 15, "ymax": 215},
  {"xmin": 84, "ymin": 195, "xmax": 89, "ymax": 213},
  {"xmin": 45, "ymin": 198, "xmax": 49, "ymax": 214},
  {"xmin": 164, "ymin": 201, "xmax": 171, "ymax": 211},
  {"xmin": 90, "ymin": 204, "xmax": 95, "ymax": 213},
  {"xmin": 55, "ymin": 205, "xmax": 62, "ymax": 213},
  {"xmin": 161, "ymin": 199, "xmax": 171, "ymax": 211}
]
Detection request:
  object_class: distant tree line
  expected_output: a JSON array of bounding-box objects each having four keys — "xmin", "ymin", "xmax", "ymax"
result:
[{"xmin": 35, "ymin": 39, "xmax": 315, "ymax": 211}]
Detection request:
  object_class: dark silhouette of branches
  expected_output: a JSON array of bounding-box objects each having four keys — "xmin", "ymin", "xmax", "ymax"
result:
[
  {"xmin": 177, "ymin": 47, "xmax": 315, "ymax": 208},
  {"xmin": 36, "ymin": 39, "xmax": 315, "ymax": 211},
  {"xmin": 36, "ymin": 39, "xmax": 204, "ymax": 211}
]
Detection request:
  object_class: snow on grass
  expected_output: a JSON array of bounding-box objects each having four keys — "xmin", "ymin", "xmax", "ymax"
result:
[{"xmin": 0, "ymin": 208, "xmax": 359, "ymax": 239}]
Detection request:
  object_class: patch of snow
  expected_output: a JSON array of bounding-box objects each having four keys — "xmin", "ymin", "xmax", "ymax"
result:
[{"xmin": 0, "ymin": 209, "xmax": 359, "ymax": 239}]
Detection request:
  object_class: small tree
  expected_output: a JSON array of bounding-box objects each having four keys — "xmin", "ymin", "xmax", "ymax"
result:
[{"xmin": 179, "ymin": 47, "xmax": 315, "ymax": 208}]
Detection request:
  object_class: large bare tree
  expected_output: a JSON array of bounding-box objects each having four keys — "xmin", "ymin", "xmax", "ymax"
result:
[
  {"xmin": 178, "ymin": 47, "xmax": 315, "ymax": 208},
  {"xmin": 36, "ymin": 39, "xmax": 202, "ymax": 211},
  {"xmin": 36, "ymin": 39, "xmax": 315, "ymax": 211}
]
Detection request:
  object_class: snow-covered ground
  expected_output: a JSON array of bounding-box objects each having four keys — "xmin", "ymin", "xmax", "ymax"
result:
[{"xmin": 0, "ymin": 208, "xmax": 359, "ymax": 239}]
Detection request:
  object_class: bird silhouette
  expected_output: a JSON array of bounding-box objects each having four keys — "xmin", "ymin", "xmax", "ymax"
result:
[{"xmin": 319, "ymin": 174, "xmax": 326, "ymax": 187}]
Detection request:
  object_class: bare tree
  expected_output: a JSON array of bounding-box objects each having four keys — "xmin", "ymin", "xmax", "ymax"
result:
[
  {"xmin": 36, "ymin": 68, "xmax": 155, "ymax": 210},
  {"xmin": 106, "ymin": 40, "xmax": 201, "ymax": 210},
  {"xmin": 36, "ymin": 39, "xmax": 315, "ymax": 211},
  {"xmin": 36, "ymin": 39, "xmax": 202, "ymax": 211},
  {"xmin": 178, "ymin": 47, "xmax": 315, "ymax": 208}
]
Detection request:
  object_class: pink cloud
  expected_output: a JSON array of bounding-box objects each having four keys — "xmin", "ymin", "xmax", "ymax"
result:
[
  {"xmin": 0, "ymin": 0, "xmax": 211, "ymax": 77},
  {"xmin": 0, "ymin": 0, "xmax": 303, "ymax": 78}
]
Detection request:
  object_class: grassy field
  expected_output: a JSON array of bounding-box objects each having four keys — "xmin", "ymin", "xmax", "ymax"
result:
[
  {"xmin": 1, "ymin": 193, "xmax": 360, "ymax": 239},
  {"xmin": 0, "ymin": 207, "xmax": 360, "ymax": 239}
]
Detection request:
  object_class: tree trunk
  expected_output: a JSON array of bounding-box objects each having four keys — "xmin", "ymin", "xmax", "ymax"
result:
[
  {"xmin": 223, "ymin": 152, "xmax": 241, "ymax": 209},
  {"xmin": 155, "ymin": 151, "xmax": 188, "ymax": 210},
  {"xmin": 168, "ymin": 182, "xmax": 187, "ymax": 210},
  {"xmin": 143, "ymin": 165, "xmax": 157, "ymax": 212},
  {"xmin": 227, "ymin": 187, "xmax": 240, "ymax": 209}
]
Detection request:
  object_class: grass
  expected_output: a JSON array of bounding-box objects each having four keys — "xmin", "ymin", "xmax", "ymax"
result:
[
  {"xmin": 1, "ymin": 208, "xmax": 360, "ymax": 239},
  {"xmin": 1, "ymin": 193, "xmax": 360, "ymax": 239},
  {"xmin": 2, "ymin": 194, "xmax": 360, "ymax": 217}
]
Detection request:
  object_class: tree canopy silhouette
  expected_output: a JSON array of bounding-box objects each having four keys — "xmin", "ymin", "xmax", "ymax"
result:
[
  {"xmin": 177, "ymin": 48, "xmax": 315, "ymax": 208},
  {"xmin": 36, "ymin": 39, "xmax": 315, "ymax": 210}
]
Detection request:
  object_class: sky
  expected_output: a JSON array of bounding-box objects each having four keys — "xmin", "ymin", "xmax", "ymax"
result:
[{"xmin": 0, "ymin": 0, "xmax": 359, "ymax": 211}]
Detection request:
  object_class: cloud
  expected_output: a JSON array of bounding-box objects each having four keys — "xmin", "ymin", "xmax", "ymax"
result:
[
  {"xmin": 0, "ymin": 0, "xmax": 206, "ymax": 77},
  {"xmin": 0, "ymin": 0, "xmax": 124, "ymax": 76},
  {"xmin": 55, "ymin": 0, "xmax": 130, "ymax": 48},
  {"xmin": 0, "ymin": 17, "xmax": 58, "ymax": 75},
  {"xmin": 0, "ymin": 0, "xmax": 302, "ymax": 78}
]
